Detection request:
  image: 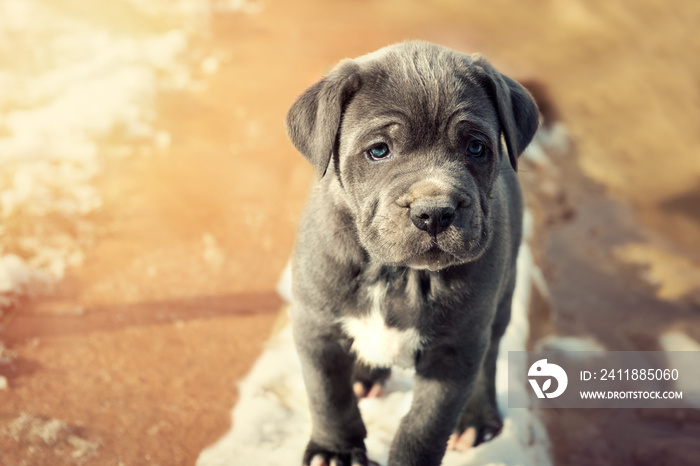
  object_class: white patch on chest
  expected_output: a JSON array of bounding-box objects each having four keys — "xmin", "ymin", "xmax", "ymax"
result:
[{"xmin": 340, "ymin": 284, "xmax": 424, "ymax": 369}]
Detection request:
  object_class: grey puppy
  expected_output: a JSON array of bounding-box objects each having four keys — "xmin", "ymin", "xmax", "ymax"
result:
[{"xmin": 285, "ymin": 41, "xmax": 538, "ymax": 466}]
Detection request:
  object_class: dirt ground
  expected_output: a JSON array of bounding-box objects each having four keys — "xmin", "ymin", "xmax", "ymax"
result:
[{"xmin": 1, "ymin": 0, "xmax": 699, "ymax": 465}]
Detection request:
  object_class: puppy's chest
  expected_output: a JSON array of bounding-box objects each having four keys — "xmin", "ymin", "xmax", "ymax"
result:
[{"xmin": 340, "ymin": 282, "xmax": 429, "ymax": 369}]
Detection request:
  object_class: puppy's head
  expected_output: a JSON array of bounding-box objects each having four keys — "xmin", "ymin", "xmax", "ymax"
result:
[{"xmin": 286, "ymin": 41, "xmax": 539, "ymax": 270}]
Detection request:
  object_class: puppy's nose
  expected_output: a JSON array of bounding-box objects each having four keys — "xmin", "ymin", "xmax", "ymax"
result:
[{"xmin": 410, "ymin": 199, "xmax": 456, "ymax": 235}]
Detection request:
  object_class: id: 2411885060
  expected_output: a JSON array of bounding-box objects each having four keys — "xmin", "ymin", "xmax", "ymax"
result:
[{"xmin": 581, "ymin": 368, "xmax": 680, "ymax": 381}]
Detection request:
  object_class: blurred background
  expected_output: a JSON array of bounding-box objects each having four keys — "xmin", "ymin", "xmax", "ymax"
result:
[{"xmin": 0, "ymin": 0, "xmax": 699, "ymax": 464}]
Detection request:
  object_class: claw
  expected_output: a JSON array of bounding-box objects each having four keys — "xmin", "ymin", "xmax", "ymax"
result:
[
  {"xmin": 353, "ymin": 381, "xmax": 385, "ymax": 399},
  {"xmin": 447, "ymin": 433, "xmax": 457, "ymax": 450},
  {"xmin": 366, "ymin": 383, "xmax": 384, "ymax": 398},
  {"xmin": 311, "ymin": 455, "xmax": 328, "ymax": 466},
  {"xmin": 353, "ymin": 382, "xmax": 366, "ymax": 398},
  {"xmin": 447, "ymin": 427, "xmax": 477, "ymax": 451}
]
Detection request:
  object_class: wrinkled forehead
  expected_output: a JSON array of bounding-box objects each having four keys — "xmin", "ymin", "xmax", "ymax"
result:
[{"xmin": 346, "ymin": 48, "xmax": 500, "ymax": 144}]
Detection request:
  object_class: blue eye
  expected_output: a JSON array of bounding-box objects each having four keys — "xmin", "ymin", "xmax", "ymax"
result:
[
  {"xmin": 467, "ymin": 140, "xmax": 485, "ymax": 157},
  {"xmin": 367, "ymin": 143, "xmax": 391, "ymax": 160}
]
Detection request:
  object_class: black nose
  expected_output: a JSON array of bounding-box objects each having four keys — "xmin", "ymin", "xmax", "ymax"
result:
[{"xmin": 410, "ymin": 199, "xmax": 456, "ymax": 235}]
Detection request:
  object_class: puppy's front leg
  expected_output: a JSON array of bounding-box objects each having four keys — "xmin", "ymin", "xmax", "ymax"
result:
[
  {"xmin": 388, "ymin": 341, "xmax": 487, "ymax": 466},
  {"xmin": 293, "ymin": 315, "xmax": 368, "ymax": 466}
]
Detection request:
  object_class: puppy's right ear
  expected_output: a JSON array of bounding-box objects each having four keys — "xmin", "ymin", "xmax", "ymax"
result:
[{"xmin": 285, "ymin": 60, "xmax": 361, "ymax": 179}]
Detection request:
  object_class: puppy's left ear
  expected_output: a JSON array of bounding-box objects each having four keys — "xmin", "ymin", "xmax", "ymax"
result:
[
  {"xmin": 286, "ymin": 60, "xmax": 362, "ymax": 179},
  {"xmin": 472, "ymin": 56, "xmax": 540, "ymax": 171}
]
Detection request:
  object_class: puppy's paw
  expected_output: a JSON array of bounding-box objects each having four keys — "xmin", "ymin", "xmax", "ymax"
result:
[
  {"xmin": 352, "ymin": 363, "xmax": 390, "ymax": 399},
  {"xmin": 447, "ymin": 420, "xmax": 503, "ymax": 452},
  {"xmin": 452, "ymin": 402, "xmax": 504, "ymax": 450},
  {"xmin": 303, "ymin": 441, "xmax": 376, "ymax": 466},
  {"xmin": 353, "ymin": 381, "xmax": 385, "ymax": 399}
]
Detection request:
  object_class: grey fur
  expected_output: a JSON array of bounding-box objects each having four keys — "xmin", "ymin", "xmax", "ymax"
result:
[{"xmin": 285, "ymin": 41, "xmax": 538, "ymax": 466}]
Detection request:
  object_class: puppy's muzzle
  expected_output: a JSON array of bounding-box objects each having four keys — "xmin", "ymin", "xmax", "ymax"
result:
[{"xmin": 410, "ymin": 199, "xmax": 457, "ymax": 236}]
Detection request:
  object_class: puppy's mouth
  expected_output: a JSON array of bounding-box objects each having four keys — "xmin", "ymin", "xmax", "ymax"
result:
[
  {"xmin": 402, "ymin": 218, "xmax": 490, "ymax": 270},
  {"xmin": 404, "ymin": 239, "xmax": 459, "ymax": 271}
]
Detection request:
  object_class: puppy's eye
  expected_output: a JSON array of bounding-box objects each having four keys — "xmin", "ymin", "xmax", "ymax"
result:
[
  {"xmin": 467, "ymin": 140, "xmax": 485, "ymax": 157},
  {"xmin": 367, "ymin": 143, "xmax": 391, "ymax": 160}
]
